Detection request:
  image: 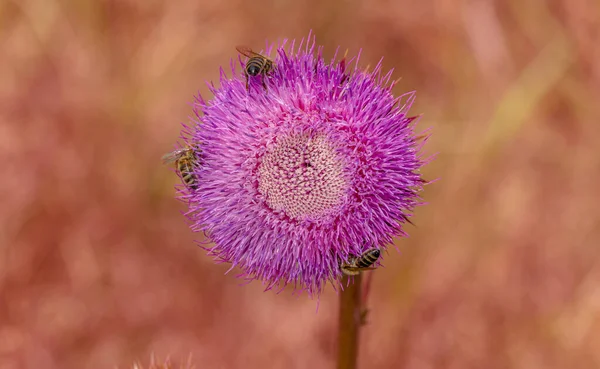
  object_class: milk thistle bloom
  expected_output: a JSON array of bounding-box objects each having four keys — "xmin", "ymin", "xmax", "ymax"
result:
[{"xmin": 173, "ymin": 34, "xmax": 428, "ymax": 297}]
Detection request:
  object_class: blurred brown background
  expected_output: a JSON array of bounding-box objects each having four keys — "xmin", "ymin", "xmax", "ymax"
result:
[{"xmin": 1, "ymin": 0, "xmax": 599, "ymax": 368}]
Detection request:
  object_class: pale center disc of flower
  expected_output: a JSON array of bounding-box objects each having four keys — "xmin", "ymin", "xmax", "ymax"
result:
[{"xmin": 257, "ymin": 133, "xmax": 348, "ymax": 221}]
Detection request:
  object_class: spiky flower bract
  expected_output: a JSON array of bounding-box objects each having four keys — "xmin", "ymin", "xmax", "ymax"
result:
[{"xmin": 175, "ymin": 33, "xmax": 428, "ymax": 297}]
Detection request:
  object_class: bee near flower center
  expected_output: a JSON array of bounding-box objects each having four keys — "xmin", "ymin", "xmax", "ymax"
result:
[{"xmin": 257, "ymin": 133, "xmax": 348, "ymax": 222}]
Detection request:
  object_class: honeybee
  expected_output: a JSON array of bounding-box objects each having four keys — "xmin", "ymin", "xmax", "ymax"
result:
[
  {"xmin": 161, "ymin": 145, "xmax": 201, "ymax": 190},
  {"xmin": 236, "ymin": 45, "xmax": 274, "ymax": 91},
  {"xmin": 340, "ymin": 248, "xmax": 381, "ymax": 276}
]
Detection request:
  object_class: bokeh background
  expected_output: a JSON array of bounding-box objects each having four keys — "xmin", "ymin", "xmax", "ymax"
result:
[{"xmin": 1, "ymin": 0, "xmax": 599, "ymax": 368}]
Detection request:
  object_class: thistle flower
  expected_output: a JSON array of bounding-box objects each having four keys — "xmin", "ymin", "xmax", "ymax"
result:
[{"xmin": 173, "ymin": 33, "xmax": 428, "ymax": 297}]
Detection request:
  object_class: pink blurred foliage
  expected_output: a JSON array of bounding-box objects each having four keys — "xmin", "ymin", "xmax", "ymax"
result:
[{"xmin": 0, "ymin": 0, "xmax": 599, "ymax": 368}]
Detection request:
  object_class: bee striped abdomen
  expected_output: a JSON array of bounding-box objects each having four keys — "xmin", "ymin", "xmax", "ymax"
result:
[
  {"xmin": 178, "ymin": 159, "xmax": 198, "ymax": 189},
  {"xmin": 247, "ymin": 58, "xmax": 265, "ymax": 76},
  {"xmin": 355, "ymin": 249, "xmax": 381, "ymax": 268}
]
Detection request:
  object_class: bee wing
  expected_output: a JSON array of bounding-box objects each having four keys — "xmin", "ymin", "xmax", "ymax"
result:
[
  {"xmin": 235, "ymin": 45, "xmax": 255, "ymax": 58},
  {"xmin": 161, "ymin": 149, "xmax": 185, "ymax": 164},
  {"xmin": 343, "ymin": 266, "xmax": 377, "ymax": 272},
  {"xmin": 357, "ymin": 267, "xmax": 377, "ymax": 271},
  {"xmin": 236, "ymin": 45, "xmax": 271, "ymax": 61}
]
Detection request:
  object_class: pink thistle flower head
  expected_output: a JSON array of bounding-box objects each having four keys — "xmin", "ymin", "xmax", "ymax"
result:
[{"xmin": 172, "ymin": 33, "xmax": 429, "ymax": 297}]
